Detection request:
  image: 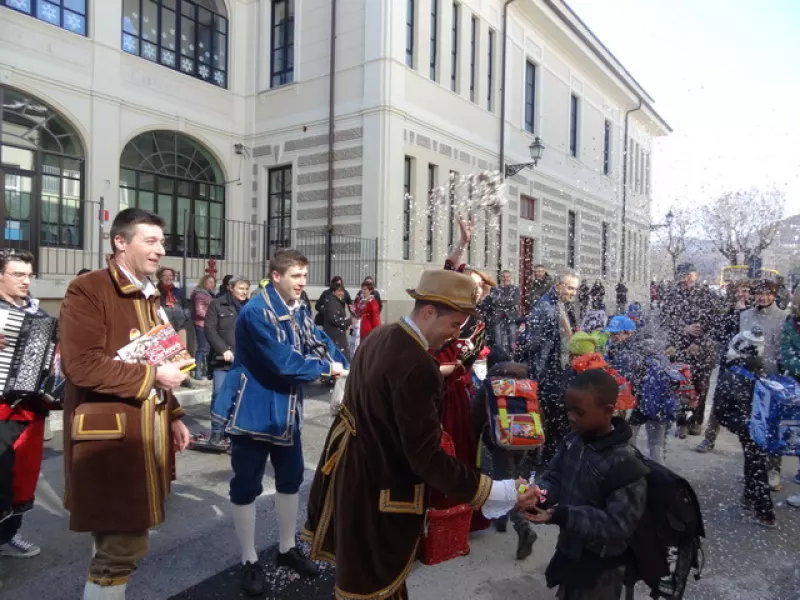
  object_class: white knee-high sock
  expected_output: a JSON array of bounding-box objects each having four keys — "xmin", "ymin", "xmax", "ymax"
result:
[
  {"xmin": 275, "ymin": 492, "xmax": 299, "ymax": 554},
  {"xmin": 231, "ymin": 502, "xmax": 258, "ymax": 564},
  {"xmin": 83, "ymin": 582, "xmax": 127, "ymax": 600}
]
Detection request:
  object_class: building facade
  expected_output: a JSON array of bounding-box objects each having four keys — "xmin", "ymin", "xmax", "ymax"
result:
[{"xmin": 0, "ymin": 0, "xmax": 668, "ymax": 317}]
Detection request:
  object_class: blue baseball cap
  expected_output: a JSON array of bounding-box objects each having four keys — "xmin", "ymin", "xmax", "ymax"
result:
[
  {"xmin": 626, "ymin": 303, "xmax": 643, "ymax": 321},
  {"xmin": 606, "ymin": 316, "xmax": 636, "ymax": 333}
]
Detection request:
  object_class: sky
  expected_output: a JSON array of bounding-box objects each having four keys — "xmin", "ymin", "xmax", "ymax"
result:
[{"xmin": 566, "ymin": 0, "xmax": 800, "ymax": 219}]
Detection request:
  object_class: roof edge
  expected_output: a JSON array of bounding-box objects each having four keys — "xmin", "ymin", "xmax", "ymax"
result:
[{"xmin": 542, "ymin": 0, "xmax": 672, "ymax": 134}]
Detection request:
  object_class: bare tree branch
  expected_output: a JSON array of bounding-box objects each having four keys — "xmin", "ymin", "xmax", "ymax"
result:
[
  {"xmin": 655, "ymin": 206, "xmax": 691, "ymax": 278},
  {"xmin": 700, "ymin": 188, "xmax": 785, "ymax": 265}
]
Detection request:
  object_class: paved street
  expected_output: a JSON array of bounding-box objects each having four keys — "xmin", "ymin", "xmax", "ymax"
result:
[{"xmin": 3, "ymin": 381, "xmax": 800, "ymax": 600}]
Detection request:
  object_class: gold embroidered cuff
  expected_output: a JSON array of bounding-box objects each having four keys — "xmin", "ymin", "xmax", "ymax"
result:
[
  {"xmin": 468, "ymin": 473, "xmax": 493, "ymax": 509},
  {"xmin": 171, "ymin": 406, "xmax": 185, "ymax": 420},
  {"xmin": 135, "ymin": 365, "xmax": 155, "ymax": 402}
]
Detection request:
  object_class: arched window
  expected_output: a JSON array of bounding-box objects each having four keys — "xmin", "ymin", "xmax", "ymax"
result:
[
  {"xmin": 121, "ymin": 0, "xmax": 229, "ymax": 88},
  {"xmin": 119, "ymin": 131, "xmax": 225, "ymax": 258},
  {"xmin": 0, "ymin": 86, "xmax": 85, "ymax": 252}
]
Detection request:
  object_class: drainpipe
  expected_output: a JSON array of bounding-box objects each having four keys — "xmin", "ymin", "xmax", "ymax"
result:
[
  {"xmin": 325, "ymin": 0, "xmax": 338, "ymax": 284},
  {"xmin": 619, "ymin": 98, "xmax": 642, "ymax": 283},
  {"xmin": 497, "ymin": 0, "xmax": 516, "ymax": 277}
]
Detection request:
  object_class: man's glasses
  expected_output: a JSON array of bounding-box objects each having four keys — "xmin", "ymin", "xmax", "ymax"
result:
[{"xmin": 3, "ymin": 271, "xmax": 35, "ymax": 281}]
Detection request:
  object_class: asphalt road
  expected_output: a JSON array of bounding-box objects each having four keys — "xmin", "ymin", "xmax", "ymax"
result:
[{"xmin": 3, "ymin": 380, "xmax": 800, "ymax": 599}]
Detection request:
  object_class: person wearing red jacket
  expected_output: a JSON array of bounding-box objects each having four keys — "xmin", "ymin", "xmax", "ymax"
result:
[{"xmin": 356, "ymin": 281, "xmax": 381, "ymax": 340}]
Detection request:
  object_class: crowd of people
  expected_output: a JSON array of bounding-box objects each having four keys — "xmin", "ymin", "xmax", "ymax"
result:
[{"xmin": 1, "ymin": 206, "xmax": 798, "ymax": 600}]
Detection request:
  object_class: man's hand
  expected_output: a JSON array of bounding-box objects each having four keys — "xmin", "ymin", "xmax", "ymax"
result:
[
  {"xmin": 515, "ymin": 483, "xmax": 546, "ymax": 511},
  {"xmin": 0, "ymin": 332, "xmax": 6, "ymax": 351},
  {"xmin": 223, "ymin": 350, "xmax": 234, "ymax": 363},
  {"xmin": 171, "ymin": 419, "xmax": 190, "ymax": 453},
  {"xmin": 684, "ymin": 323, "xmax": 703, "ymax": 337},
  {"xmin": 523, "ymin": 507, "xmax": 554, "ymax": 524},
  {"xmin": 330, "ymin": 362, "xmax": 345, "ymax": 377},
  {"xmin": 155, "ymin": 360, "xmax": 193, "ymax": 390}
]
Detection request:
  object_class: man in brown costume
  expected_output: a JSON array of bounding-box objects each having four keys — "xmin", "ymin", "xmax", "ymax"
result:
[
  {"xmin": 60, "ymin": 208, "xmax": 193, "ymax": 600},
  {"xmin": 304, "ymin": 269, "xmax": 522, "ymax": 600}
]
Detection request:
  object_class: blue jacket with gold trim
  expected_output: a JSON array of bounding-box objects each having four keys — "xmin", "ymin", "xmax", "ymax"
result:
[{"xmin": 212, "ymin": 283, "xmax": 348, "ymax": 445}]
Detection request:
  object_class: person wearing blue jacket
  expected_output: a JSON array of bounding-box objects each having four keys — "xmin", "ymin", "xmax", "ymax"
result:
[{"xmin": 212, "ymin": 248, "xmax": 348, "ymax": 596}]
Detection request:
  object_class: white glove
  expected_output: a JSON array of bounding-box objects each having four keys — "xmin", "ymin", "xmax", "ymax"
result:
[{"xmin": 480, "ymin": 479, "xmax": 518, "ymax": 520}]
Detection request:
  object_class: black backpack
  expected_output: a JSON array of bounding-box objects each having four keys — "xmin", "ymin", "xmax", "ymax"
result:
[{"xmin": 605, "ymin": 450, "xmax": 705, "ymax": 599}]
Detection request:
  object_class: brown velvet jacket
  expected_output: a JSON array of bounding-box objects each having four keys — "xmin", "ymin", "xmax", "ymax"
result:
[
  {"xmin": 303, "ymin": 321, "xmax": 491, "ymax": 600},
  {"xmin": 60, "ymin": 257, "xmax": 184, "ymax": 533}
]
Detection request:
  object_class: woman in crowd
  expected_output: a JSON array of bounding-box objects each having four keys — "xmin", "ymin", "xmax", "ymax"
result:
[
  {"xmin": 190, "ymin": 274, "xmax": 216, "ymax": 380},
  {"xmin": 780, "ymin": 289, "xmax": 800, "ymax": 506},
  {"xmin": 200, "ymin": 275, "xmax": 251, "ymax": 452},
  {"xmin": 355, "ymin": 279, "xmax": 381, "ymax": 342},
  {"xmin": 321, "ymin": 283, "xmax": 351, "ymax": 360},
  {"xmin": 430, "ymin": 215, "xmax": 495, "ymax": 532}
]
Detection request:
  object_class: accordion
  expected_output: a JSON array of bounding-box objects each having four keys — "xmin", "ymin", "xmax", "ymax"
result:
[{"xmin": 0, "ymin": 307, "xmax": 60, "ymax": 402}]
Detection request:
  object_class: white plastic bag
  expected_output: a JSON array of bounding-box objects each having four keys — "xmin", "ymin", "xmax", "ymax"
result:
[{"xmin": 330, "ymin": 370, "xmax": 350, "ymax": 416}]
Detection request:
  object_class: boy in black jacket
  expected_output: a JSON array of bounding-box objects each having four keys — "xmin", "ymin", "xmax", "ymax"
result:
[{"xmin": 518, "ymin": 369, "xmax": 647, "ymax": 599}]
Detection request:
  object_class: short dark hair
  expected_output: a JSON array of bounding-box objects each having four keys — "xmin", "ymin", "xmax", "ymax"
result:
[
  {"xmin": 157, "ymin": 267, "xmax": 176, "ymax": 279},
  {"xmin": 330, "ymin": 276, "xmax": 343, "ymax": 286},
  {"xmin": 533, "ymin": 264, "xmax": 546, "ymax": 270},
  {"xmin": 269, "ymin": 248, "xmax": 309, "ymax": 276},
  {"xmin": 0, "ymin": 249, "xmax": 34, "ymax": 273},
  {"xmin": 487, "ymin": 347, "xmax": 511, "ymax": 369},
  {"xmin": 568, "ymin": 369, "xmax": 618, "ymax": 407},
  {"xmin": 413, "ymin": 299, "xmax": 460, "ymax": 317},
  {"xmin": 331, "ymin": 283, "xmax": 345, "ymax": 293},
  {"xmin": 77, "ymin": 268, "xmax": 91, "ymax": 277},
  {"xmin": 110, "ymin": 208, "xmax": 166, "ymax": 253}
]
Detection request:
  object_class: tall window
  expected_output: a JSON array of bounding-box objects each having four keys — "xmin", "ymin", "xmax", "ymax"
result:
[
  {"xmin": 569, "ymin": 94, "xmax": 579, "ymax": 158},
  {"xmin": 427, "ymin": 164, "xmax": 436, "ymax": 262},
  {"xmin": 271, "ymin": 0, "xmax": 295, "ymax": 87},
  {"xmin": 521, "ymin": 195, "xmax": 536, "ymax": 221},
  {"xmin": 2, "ymin": 0, "xmax": 87, "ymax": 35},
  {"xmin": 638, "ymin": 147, "xmax": 645, "ymax": 194},
  {"xmin": 524, "ymin": 61, "xmax": 536, "ymax": 134},
  {"xmin": 405, "ymin": 0, "xmax": 415, "ymax": 68},
  {"xmin": 567, "ymin": 210, "xmax": 576, "ymax": 269},
  {"xmin": 483, "ymin": 209, "xmax": 490, "ymax": 267},
  {"xmin": 603, "ymin": 119, "xmax": 611, "ymax": 176},
  {"xmin": 120, "ymin": 131, "xmax": 225, "ymax": 257},
  {"xmin": 267, "ymin": 166, "xmax": 292, "ymax": 253},
  {"xmin": 645, "ymin": 153, "xmax": 652, "ymax": 195},
  {"xmin": 469, "ymin": 16, "xmax": 477, "ymax": 102},
  {"xmin": 601, "ymin": 222, "xmax": 609, "ymax": 276},
  {"xmin": 632, "ymin": 142, "xmax": 639, "ymax": 191},
  {"xmin": 1, "ymin": 86, "xmax": 86, "ymax": 253},
  {"xmin": 450, "ymin": 3, "xmax": 459, "ymax": 92},
  {"xmin": 448, "ymin": 170, "xmax": 458, "ymax": 248},
  {"xmin": 122, "ymin": 0, "xmax": 229, "ymax": 88},
  {"xmin": 403, "ymin": 157, "xmax": 413, "ymax": 260},
  {"xmin": 487, "ymin": 29, "xmax": 495, "ymax": 111},
  {"xmin": 429, "ymin": 0, "xmax": 438, "ymax": 80}
]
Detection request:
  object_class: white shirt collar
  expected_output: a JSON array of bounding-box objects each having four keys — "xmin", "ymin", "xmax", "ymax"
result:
[
  {"xmin": 118, "ymin": 263, "xmax": 156, "ymax": 299},
  {"xmin": 403, "ymin": 316, "xmax": 429, "ymax": 349}
]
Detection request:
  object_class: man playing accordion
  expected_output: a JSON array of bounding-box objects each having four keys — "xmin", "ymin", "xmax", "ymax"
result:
[{"xmin": 0, "ymin": 249, "xmax": 52, "ymax": 560}]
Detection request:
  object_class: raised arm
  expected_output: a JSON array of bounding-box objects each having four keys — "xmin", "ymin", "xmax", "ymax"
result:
[{"xmin": 446, "ymin": 215, "xmax": 478, "ymax": 269}]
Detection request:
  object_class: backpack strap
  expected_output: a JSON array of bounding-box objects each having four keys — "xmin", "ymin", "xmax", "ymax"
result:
[
  {"xmin": 601, "ymin": 450, "xmax": 651, "ymax": 496},
  {"xmin": 496, "ymin": 396, "xmax": 510, "ymax": 430}
]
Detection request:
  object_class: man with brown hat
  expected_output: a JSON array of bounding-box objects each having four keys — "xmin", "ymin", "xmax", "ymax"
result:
[{"xmin": 303, "ymin": 269, "xmax": 522, "ymax": 600}]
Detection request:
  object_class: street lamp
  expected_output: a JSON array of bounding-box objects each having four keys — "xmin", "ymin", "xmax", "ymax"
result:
[
  {"xmin": 504, "ymin": 137, "xmax": 545, "ymax": 178},
  {"xmin": 649, "ymin": 209, "xmax": 674, "ymax": 231}
]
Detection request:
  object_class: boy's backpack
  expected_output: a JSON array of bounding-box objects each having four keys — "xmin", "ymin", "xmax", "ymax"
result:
[
  {"xmin": 484, "ymin": 376, "xmax": 544, "ymax": 450},
  {"xmin": 638, "ymin": 357, "xmax": 685, "ymax": 421},
  {"xmin": 673, "ymin": 363, "xmax": 698, "ymax": 409},
  {"xmin": 571, "ymin": 353, "xmax": 637, "ymax": 411},
  {"xmin": 713, "ymin": 364, "xmax": 758, "ymax": 436},
  {"xmin": 605, "ymin": 451, "xmax": 705, "ymax": 600}
]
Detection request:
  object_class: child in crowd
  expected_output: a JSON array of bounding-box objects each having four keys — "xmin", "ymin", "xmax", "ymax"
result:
[
  {"xmin": 518, "ymin": 369, "xmax": 648, "ymax": 599},
  {"xmin": 628, "ymin": 339, "xmax": 684, "ymax": 465},
  {"xmin": 714, "ymin": 326, "xmax": 776, "ymax": 527},
  {"xmin": 470, "ymin": 348, "xmax": 538, "ymax": 560},
  {"xmin": 605, "ymin": 316, "xmax": 640, "ymax": 386},
  {"xmin": 579, "ymin": 310, "xmax": 609, "ymax": 353}
]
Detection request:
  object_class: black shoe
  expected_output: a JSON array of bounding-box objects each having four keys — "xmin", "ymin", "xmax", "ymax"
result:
[
  {"xmin": 516, "ymin": 525, "xmax": 537, "ymax": 561},
  {"xmin": 494, "ymin": 517, "xmax": 508, "ymax": 533},
  {"xmin": 241, "ymin": 561, "xmax": 266, "ymax": 597},
  {"xmin": 277, "ymin": 547, "xmax": 319, "ymax": 578}
]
